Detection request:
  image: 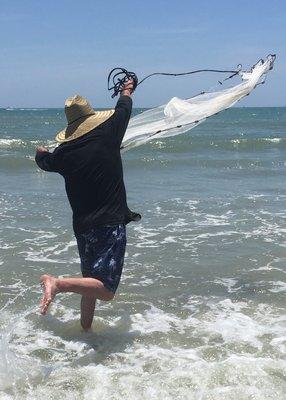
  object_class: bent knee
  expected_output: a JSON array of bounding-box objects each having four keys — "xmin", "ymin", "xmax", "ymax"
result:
[{"xmin": 102, "ymin": 290, "xmax": 115, "ymax": 301}]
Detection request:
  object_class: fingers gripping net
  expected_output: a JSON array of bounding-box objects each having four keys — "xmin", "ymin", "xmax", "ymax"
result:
[{"xmin": 121, "ymin": 55, "xmax": 276, "ymax": 151}]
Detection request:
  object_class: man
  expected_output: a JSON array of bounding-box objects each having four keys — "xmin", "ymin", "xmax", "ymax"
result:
[{"xmin": 35, "ymin": 79, "xmax": 140, "ymax": 330}]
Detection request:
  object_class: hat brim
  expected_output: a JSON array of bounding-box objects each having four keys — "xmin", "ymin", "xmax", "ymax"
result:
[{"xmin": 55, "ymin": 109, "xmax": 115, "ymax": 143}]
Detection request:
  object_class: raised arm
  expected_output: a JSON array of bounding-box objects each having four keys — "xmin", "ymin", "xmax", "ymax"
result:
[{"xmin": 112, "ymin": 79, "xmax": 134, "ymax": 145}]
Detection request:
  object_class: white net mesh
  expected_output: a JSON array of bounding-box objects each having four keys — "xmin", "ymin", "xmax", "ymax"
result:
[{"xmin": 122, "ymin": 55, "xmax": 275, "ymax": 151}]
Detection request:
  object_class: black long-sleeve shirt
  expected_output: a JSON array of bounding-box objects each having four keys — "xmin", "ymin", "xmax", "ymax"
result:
[{"xmin": 35, "ymin": 95, "xmax": 140, "ymax": 234}]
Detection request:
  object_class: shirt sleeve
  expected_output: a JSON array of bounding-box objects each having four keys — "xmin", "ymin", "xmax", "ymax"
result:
[
  {"xmin": 35, "ymin": 151, "xmax": 58, "ymax": 172},
  {"xmin": 112, "ymin": 95, "xmax": 133, "ymax": 145}
]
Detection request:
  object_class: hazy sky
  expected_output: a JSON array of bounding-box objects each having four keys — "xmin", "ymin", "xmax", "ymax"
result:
[{"xmin": 0, "ymin": 0, "xmax": 285, "ymax": 108}]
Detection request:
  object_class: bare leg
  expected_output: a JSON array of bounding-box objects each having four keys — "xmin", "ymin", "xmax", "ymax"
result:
[
  {"xmin": 81, "ymin": 295, "xmax": 97, "ymax": 331},
  {"xmin": 40, "ymin": 274, "xmax": 114, "ymax": 315}
]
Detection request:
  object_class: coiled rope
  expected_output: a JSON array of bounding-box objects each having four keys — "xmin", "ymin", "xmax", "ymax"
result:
[{"xmin": 107, "ymin": 65, "xmax": 242, "ymax": 98}]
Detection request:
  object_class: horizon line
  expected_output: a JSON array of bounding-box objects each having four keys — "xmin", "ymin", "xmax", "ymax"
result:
[{"xmin": 1, "ymin": 106, "xmax": 285, "ymax": 110}]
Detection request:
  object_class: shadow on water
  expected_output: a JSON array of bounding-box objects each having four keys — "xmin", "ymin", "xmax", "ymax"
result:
[
  {"xmin": 38, "ymin": 311, "xmax": 141, "ymax": 366},
  {"xmin": 0, "ymin": 310, "xmax": 141, "ymax": 396}
]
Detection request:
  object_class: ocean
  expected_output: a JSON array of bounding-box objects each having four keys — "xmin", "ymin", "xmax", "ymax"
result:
[{"xmin": 0, "ymin": 107, "xmax": 285, "ymax": 399}]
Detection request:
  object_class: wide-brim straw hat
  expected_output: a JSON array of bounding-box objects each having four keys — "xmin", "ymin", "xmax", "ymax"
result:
[{"xmin": 55, "ymin": 95, "xmax": 115, "ymax": 143}]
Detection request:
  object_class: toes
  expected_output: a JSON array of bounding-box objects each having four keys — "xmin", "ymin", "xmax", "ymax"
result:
[
  {"xmin": 41, "ymin": 298, "xmax": 52, "ymax": 314},
  {"xmin": 41, "ymin": 302, "xmax": 49, "ymax": 315}
]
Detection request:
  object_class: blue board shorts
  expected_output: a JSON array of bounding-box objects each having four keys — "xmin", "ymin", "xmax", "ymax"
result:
[{"xmin": 76, "ymin": 224, "xmax": 126, "ymax": 294}]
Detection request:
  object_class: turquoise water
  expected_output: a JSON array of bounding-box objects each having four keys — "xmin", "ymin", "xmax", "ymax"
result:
[{"xmin": 0, "ymin": 107, "xmax": 286, "ymax": 399}]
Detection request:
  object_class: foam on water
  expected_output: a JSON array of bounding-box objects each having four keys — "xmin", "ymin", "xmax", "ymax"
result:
[
  {"xmin": 0, "ymin": 138, "xmax": 55, "ymax": 150},
  {"xmin": 1, "ymin": 289, "xmax": 285, "ymax": 399}
]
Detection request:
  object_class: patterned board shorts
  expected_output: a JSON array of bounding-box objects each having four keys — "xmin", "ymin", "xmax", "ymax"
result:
[{"xmin": 76, "ymin": 224, "xmax": 126, "ymax": 294}]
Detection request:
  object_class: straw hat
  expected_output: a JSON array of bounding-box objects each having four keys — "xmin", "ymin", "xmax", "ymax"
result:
[{"xmin": 55, "ymin": 95, "xmax": 115, "ymax": 143}]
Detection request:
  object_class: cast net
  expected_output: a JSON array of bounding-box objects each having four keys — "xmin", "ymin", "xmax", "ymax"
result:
[{"xmin": 121, "ymin": 55, "xmax": 276, "ymax": 151}]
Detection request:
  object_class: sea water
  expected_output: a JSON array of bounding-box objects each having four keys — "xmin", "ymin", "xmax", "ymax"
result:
[{"xmin": 0, "ymin": 107, "xmax": 285, "ymax": 399}]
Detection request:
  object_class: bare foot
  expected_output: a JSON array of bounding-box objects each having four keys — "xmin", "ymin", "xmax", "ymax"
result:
[{"xmin": 40, "ymin": 275, "xmax": 59, "ymax": 315}]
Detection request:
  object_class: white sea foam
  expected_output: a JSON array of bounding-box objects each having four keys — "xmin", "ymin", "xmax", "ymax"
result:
[
  {"xmin": 268, "ymin": 281, "xmax": 286, "ymax": 293},
  {"xmin": 1, "ymin": 286, "xmax": 285, "ymax": 399},
  {"xmin": 213, "ymin": 278, "xmax": 240, "ymax": 293},
  {"xmin": 270, "ymin": 336, "xmax": 286, "ymax": 353},
  {"xmin": 19, "ymin": 351, "xmax": 285, "ymax": 399},
  {"xmin": 261, "ymin": 137, "xmax": 283, "ymax": 143},
  {"xmin": 130, "ymin": 305, "xmax": 191, "ymax": 334},
  {"xmin": 0, "ymin": 138, "xmax": 24, "ymax": 147},
  {"xmin": 162, "ymin": 236, "xmax": 177, "ymax": 243},
  {"xmin": 130, "ymin": 277, "xmax": 154, "ymax": 286},
  {"xmin": 133, "ymin": 225, "xmax": 161, "ymax": 248},
  {"xmin": 0, "ymin": 138, "xmax": 56, "ymax": 150}
]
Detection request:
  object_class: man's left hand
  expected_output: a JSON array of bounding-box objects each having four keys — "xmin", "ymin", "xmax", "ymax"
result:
[{"xmin": 36, "ymin": 146, "xmax": 49, "ymax": 153}]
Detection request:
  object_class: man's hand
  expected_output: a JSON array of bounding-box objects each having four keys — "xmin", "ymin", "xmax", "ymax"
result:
[
  {"xmin": 36, "ymin": 146, "xmax": 49, "ymax": 153},
  {"xmin": 121, "ymin": 78, "xmax": 134, "ymax": 97}
]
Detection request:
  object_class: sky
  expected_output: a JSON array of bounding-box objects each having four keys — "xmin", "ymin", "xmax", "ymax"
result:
[{"xmin": 0, "ymin": 0, "xmax": 285, "ymax": 108}]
